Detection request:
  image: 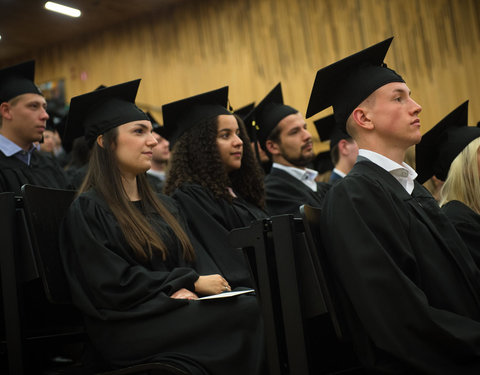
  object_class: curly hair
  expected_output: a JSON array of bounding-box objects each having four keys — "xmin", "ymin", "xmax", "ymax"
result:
[{"xmin": 165, "ymin": 114, "xmax": 265, "ymax": 209}]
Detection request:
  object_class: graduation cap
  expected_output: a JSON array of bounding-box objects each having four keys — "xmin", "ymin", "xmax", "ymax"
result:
[
  {"xmin": 0, "ymin": 60, "xmax": 42, "ymax": 103},
  {"xmin": 162, "ymin": 86, "xmax": 231, "ymax": 147},
  {"xmin": 313, "ymin": 114, "xmax": 350, "ymax": 150},
  {"xmin": 248, "ymin": 83, "xmax": 298, "ymax": 149},
  {"xmin": 416, "ymin": 101, "xmax": 480, "ymax": 184},
  {"xmin": 63, "ymin": 79, "xmax": 148, "ymax": 145},
  {"xmin": 306, "ymin": 37, "xmax": 404, "ymax": 130},
  {"xmin": 234, "ymin": 102, "xmax": 256, "ymax": 140}
]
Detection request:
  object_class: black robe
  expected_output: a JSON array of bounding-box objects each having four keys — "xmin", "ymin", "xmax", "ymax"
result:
[
  {"xmin": 442, "ymin": 200, "xmax": 480, "ymax": 269},
  {"xmin": 0, "ymin": 149, "xmax": 69, "ymax": 194},
  {"xmin": 171, "ymin": 183, "xmax": 267, "ymax": 288},
  {"xmin": 264, "ymin": 167, "xmax": 330, "ymax": 216},
  {"xmin": 321, "ymin": 159, "xmax": 480, "ymax": 374},
  {"xmin": 59, "ymin": 190, "xmax": 264, "ymax": 375}
]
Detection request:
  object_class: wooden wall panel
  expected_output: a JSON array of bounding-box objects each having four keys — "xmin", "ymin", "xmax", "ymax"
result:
[{"xmin": 6, "ymin": 0, "xmax": 479, "ymax": 151}]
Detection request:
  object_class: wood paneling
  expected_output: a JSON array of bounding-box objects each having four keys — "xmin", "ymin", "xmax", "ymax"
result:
[{"xmin": 5, "ymin": 0, "xmax": 479, "ymax": 151}]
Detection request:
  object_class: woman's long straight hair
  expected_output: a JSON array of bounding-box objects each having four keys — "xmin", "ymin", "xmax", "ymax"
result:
[{"xmin": 79, "ymin": 127, "xmax": 195, "ymax": 262}]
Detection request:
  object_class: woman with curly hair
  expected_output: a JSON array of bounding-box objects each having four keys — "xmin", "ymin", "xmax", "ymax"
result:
[
  {"xmin": 59, "ymin": 81, "xmax": 265, "ymax": 375},
  {"xmin": 416, "ymin": 100, "xmax": 480, "ymax": 267},
  {"xmin": 163, "ymin": 86, "xmax": 266, "ymax": 289}
]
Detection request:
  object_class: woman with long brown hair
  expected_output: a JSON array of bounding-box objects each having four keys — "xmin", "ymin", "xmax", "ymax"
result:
[
  {"xmin": 163, "ymin": 86, "xmax": 266, "ymax": 289},
  {"xmin": 59, "ymin": 80, "xmax": 264, "ymax": 375}
]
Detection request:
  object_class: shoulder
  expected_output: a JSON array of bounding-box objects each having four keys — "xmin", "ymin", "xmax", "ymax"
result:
[{"xmin": 442, "ymin": 200, "xmax": 478, "ymax": 222}]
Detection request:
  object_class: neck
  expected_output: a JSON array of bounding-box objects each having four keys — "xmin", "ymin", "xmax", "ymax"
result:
[
  {"xmin": 335, "ymin": 158, "xmax": 353, "ymax": 175},
  {"xmin": 121, "ymin": 174, "xmax": 140, "ymax": 201},
  {"xmin": 358, "ymin": 141, "xmax": 406, "ymax": 165},
  {"xmin": 150, "ymin": 160, "xmax": 167, "ymax": 172}
]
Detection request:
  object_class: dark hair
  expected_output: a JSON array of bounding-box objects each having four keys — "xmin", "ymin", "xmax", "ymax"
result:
[
  {"xmin": 164, "ymin": 114, "xmax": 265, "ymax": 208},
  {"xmin": 263, "ymin": 124, "xmax": 282, "ymax": 160},
  {"xmin": 79, "ymin": 127, "xmax": 195, "ymax": 262},
  {"xmin": 65, "ymin": 136, "xmax": 91, "ymax": 169}
]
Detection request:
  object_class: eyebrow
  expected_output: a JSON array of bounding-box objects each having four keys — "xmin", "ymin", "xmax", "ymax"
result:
[
  {"xmin": 392, "ymin": 88, "xmax": 411, "ymax": 95},
  {"xmin": 218, "ymin": 127, "xmax": 238, "ymax": 133},
  {"xmin": 133, "ymin": 123, "xmax": 151, "ymax": 131}
]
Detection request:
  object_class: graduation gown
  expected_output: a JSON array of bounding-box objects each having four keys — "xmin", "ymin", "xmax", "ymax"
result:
[
  {"xmin": 264, "ymin": 167, "xmax": 330, "ymax": 216},
  {"xmin": 59, "ymin": 190, "xmax": 264, "ymax": 375},
  {"xmin": 0, "ymin": 149, "xmax": 69, "ymax": 194},
  {"xmin": 321, "ymin": 159, "xmax": 480, "ymax": 374},
  {"xmin": 171, "ymin": 183, "xmax": 267, "ymax": 288},
  {"xmin": 442, "ymin": 200, "xmax": 480, "ymax": 269}
]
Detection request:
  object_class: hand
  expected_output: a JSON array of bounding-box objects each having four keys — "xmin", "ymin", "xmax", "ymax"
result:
[
  {"xmin": 171, "ymin": 288, "xmax": 198, "ymax": 300},
  {"xmin": 194, "ymin": 274, "xmax": 231, "ymax": 296}
]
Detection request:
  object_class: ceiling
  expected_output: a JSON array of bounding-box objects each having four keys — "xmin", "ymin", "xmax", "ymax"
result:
[{"xmin": 0, "ymin": 0, "xmax": 182, "ymax": 63}]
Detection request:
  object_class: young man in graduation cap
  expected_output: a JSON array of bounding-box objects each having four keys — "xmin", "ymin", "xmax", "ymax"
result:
[
  {"xmin": 250, "ymin": 82, "xmax": 330, "ymax": 216},
  {"xmin": 0, "ymin": 60, "xmax": 68, "ymax": 194},
  {"xmin": 306, "ymin": 37, "xmax": 480, "ymax": 373},
  {"xmin": 314, "ymin": 114, "xmax": 358, "ymax": 184}
]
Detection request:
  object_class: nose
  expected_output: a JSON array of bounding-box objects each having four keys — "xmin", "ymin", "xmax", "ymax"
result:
[
  {"xmin": 147, "ymin": 133, "xmax": 158, "ymax": 147},
  {"xmin": 302, "ymin": 128, "xmax": 312, "ymax": 141},
  {"xmin": 233, "ymin": 133, "xmax": 243, "ymax": 147},
  {"xmin": 410, "ymin": 98, "xmax": 422, "ymax": 116},
  {"xmin": 41, "ymin": 108, "xmax": 49, "ymax": 120}
]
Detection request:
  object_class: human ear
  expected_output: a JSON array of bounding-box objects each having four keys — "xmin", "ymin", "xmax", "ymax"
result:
[
  {"xmin": 352, "ymin": 107, "xmax": 373, "ymax": 131},
  {"xmin": 0, "ymin": 102, "xmax": 12, "ymax": 120},
  {"xmin": 96, "ymin": 135, "xmax": 104, "ymax": 148},
  {"xmin": 265, "ymin": 139, "xmax": 279, "ymax": 155}
]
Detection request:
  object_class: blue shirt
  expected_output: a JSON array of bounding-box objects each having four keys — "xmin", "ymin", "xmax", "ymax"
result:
[{"xmin": 0, "ymin": 134, "xmax": 39, "ymax": 165}]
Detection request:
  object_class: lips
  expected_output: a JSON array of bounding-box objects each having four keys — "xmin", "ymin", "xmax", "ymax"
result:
[{"xmin": 411, "ymin": 119, "xmax": 421, "ymax": 126}]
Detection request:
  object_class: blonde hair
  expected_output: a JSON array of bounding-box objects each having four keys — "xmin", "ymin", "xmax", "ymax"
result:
[{"xmin": 440, "ymin": 137, "xmax": 480, "ymax": 214}]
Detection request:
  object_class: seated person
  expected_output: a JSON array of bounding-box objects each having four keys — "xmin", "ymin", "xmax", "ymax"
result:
[
  {"xmin": 0, "ymin": 60, "xmax": 68, "ymax": 194},
  {"xmin": 59, "ymin": 80, "xmax": 264, "ymax": 375},
  {"xmin": 162, "ymin": 86, "xmax": 267, "ymax": 289},
  {"xmin": 248, "ymin": 83, "xmax": 330, "ymax": 216},
  {"xmin": 306, "ymin": 37, "xmax": 480, "ymax": 373},
  {"xmin": 416, "ymin": 100, "xmax": 480, "ymax": 267}
]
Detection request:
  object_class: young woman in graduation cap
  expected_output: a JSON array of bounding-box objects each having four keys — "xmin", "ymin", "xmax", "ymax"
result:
[
  {"xmin": 162, "ymin": 86, "xmax": 266, "ymax": 289},
  {"xmin": 416, "ymin": 100, "xmax": 480, "ymax": 268},
  {"xmin": 59, "ymin": 80, "xmax": 264, "ymax": 375}
]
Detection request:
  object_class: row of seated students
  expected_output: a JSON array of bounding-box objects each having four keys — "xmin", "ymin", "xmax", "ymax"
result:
[{"xmin": 1, "ymin": 35, "xmax": 480, "ymax": 374}]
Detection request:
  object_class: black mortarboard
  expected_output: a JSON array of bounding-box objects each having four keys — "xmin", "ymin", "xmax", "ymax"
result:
[
  {"xmin": 234, "ymin": 102, "xmax": 255, "ymax": 140},
  {"xmin": 162, "ymin": 86, "xmax": 231, "ymax": 147},
  {"xmin": 249, "ymin": 83, "xmax": 298, "ymax": 149},
  {"xmin": 64, "ymin": 79, "xmax": 148, "ymax": 145},
  {"xmin": 306, "ymin": 37, "xmax": 404, "ymax": 130},
  {"xmin": 314, "ymin": 114, "xmax": 350, "ymax": 150},
  {"xmin": 0, "ymin": 60, "xmax": 42, "ymax": 103},
  {"xmin": 416, "ymin": 101, "xmax": 480, "ymax": 183}
]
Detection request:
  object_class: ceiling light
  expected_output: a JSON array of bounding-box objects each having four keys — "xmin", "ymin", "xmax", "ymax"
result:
[{"xmin": 44, "ymin": 2, "xmax": 81, "ymax": 17}]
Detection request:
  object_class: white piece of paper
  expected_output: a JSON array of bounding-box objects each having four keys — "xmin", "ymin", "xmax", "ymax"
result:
[{"xmin": 197, "ymin": 289, "xmax": 255, "ymax": 300}]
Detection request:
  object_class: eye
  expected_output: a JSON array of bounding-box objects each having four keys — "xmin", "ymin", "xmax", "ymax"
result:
[
  {"xmin": 394, "ymin": 97, "xmax": 402, "ymax": 102},
  {"xmin": 134, "ymin": 128, "xmax": 144, "ymax": 134}
]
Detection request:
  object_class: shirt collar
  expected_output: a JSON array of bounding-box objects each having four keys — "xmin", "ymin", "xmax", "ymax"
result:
[
  {"xmin": 358, "ymin": 149, "xmax": 417, "ymax": 194},
  {"xmin": 272, "ymin": 162, "xmax": 318, "ymax": 182},
  {"xmin": 0, "ymin": 134, "xmax": 38, "ymax": 164}
]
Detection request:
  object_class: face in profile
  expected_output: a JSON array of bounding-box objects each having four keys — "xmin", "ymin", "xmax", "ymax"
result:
[
  {"xmin": 366, "ymin": 82, "xmax": 422, "ymax": 149},
  {"xmin": 4, "ymin": 93, "xmax": 49, "ymax": 147},
  {"xmin": 113, "ymin": 120, "xmax": 158, "ymax": 178},
  {"xmin": 271, "ymin": 112, "xmax": 314, "ymax": 167},
  {"xmin": 216, "ymin": 114, "xmax": 243, "ymax": 173}
]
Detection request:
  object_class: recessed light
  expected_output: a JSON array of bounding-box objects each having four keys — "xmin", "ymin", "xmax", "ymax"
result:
[{"xmin": 44, "ymin": 2, "xmax": 81, "ymax": 18}]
